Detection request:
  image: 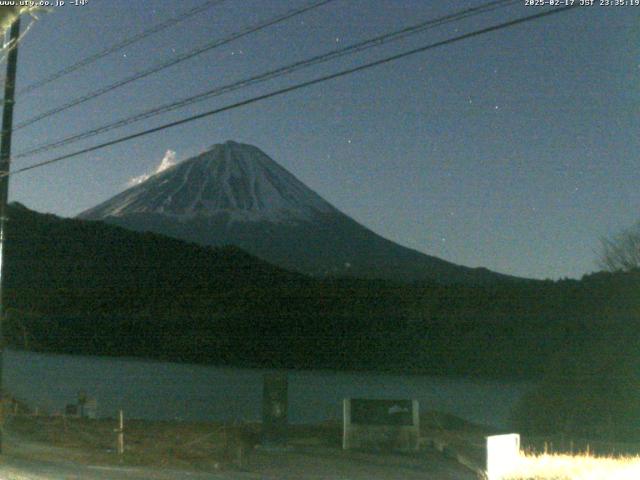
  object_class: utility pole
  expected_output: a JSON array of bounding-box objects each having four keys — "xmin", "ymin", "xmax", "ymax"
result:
[{"xmin": 0, "ymin": 13, "xmax": 21, "ymax": 454}]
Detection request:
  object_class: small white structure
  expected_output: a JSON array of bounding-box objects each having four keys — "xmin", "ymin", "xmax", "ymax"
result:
[
  {"xmin": 342, "ymin": 398, "xmax": 419, "ymax": 451},
  {"xmin": 486, "ymin": 433, "xmax": 521, "ymax": 480}
]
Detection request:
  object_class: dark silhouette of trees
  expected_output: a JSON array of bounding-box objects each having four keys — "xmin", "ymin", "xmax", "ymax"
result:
[{"xmin": 599, "ymin": 222, "xmax": 640, "ymax": 272}]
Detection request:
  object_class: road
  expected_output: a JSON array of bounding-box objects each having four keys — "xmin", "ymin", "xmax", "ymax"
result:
[
  {"xmin": 0, "ymin": 457, "xmax": 259, "ymax": 479},
  {"xmin": 0, "ymin": 433, "xmax": 477, "ymax": 479},
  {"xmin": 0, "ymin": 452, "xmax": 476, "ymax": 480}
]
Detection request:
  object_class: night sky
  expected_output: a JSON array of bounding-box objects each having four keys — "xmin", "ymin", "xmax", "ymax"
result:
[{"xmin": 5, "ymin": 0, "xmax": 639, "ymax": 280}]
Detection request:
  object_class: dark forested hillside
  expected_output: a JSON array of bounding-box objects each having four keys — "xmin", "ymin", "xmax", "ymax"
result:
[{"xmin": 3, "ymin": 203, "xmax": 638, "ymax": 382}]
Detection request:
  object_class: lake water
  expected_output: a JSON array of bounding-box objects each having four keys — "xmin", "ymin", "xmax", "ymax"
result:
[{"xmin": 3, "ymin": 349, "xmax": 534, "ymax": 429}]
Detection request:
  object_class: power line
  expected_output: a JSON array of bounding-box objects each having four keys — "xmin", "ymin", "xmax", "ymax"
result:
[
  {"xmin": 15, "ymin": 0, "xmax": 229, "ymax": 97},
  {"xmin": 10, "ymin": 0, "xmax": 336, "ymax": 132},
  {"xmin": 15, "ymin": 0, "xmax": 520, "ymax": 160},
  {"xmin": 3, "ymin": 4, "xmax": 579, "ymax": 179}
]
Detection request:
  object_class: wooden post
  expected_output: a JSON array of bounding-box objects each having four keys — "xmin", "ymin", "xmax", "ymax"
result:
[
  {"xmin": 78, "ymin": 391, "xmax": 87, "ymax": 419},
  {"xmin": 342, "ymin": 399, "xmax": 351, "ymax": 450},
  {"xmin": 116, "ymin": 409, "xmax": 124, "ymax": 457}
]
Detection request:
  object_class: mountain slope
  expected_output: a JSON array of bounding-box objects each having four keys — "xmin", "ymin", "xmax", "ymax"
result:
[{"xmin": 79, "ymin": 140, "xmax": 519, "ymax": 284}]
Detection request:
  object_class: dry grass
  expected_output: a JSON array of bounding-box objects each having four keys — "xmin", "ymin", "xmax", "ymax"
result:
[
  {"xmin": 3, "ymin": 415, "xmax": 342, "ymax": 472},
  {"xmin": 502, "ymin": 452, "xmax": 640, "ymax": 480},
  {"xmin": 4, "ymin": 415, "xmax": 259, "ymax": 471}
]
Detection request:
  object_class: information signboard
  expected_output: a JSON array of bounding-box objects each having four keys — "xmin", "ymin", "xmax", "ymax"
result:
[
  {"xmin": 343, "ymin": 398, "xmax": 419, "ymax": 451},
  {"xmin": 351, "ymin": 399, "xmax": 414, "ymax": 426}
]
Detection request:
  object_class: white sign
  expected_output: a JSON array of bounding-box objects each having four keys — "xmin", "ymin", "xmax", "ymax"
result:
[{"xmin": 486, "ymin": 433, "xmax": 520, "ymax": 480}]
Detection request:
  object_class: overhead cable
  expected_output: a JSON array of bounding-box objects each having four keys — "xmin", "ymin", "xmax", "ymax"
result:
[
  {"xmin": 15, "ymin": 0, "xmax": 520, "ymax": 159},
  {"xmin": 11, "ymin": 0, "xmax": 336, "ymax": 131},
  {"xmin": 15, "ymin": 0, "xmax": 229, "ymax": 97},
  {"xmin": 3, "ymin": 4, "xmax": 579, "ymax": 179}
]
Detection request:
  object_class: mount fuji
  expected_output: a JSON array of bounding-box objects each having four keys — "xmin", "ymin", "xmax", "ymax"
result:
[{"xmin": 78, "ymin": 141, "xmax": 516, "ymax": 284}]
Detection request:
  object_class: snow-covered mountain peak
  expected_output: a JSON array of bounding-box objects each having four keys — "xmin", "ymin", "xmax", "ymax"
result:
[{"xmin": 79, "ymin": 141, "xmax": 336, "ymax": 223}]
